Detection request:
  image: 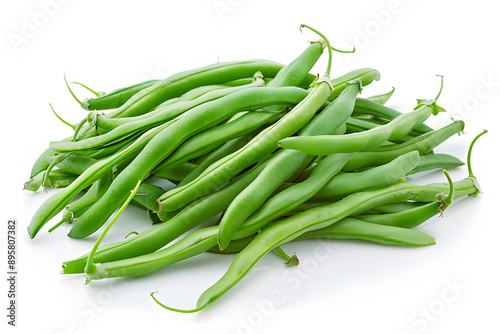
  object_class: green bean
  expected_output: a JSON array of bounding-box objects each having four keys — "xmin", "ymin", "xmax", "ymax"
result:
[
  {"xmin": 83, "ymin": 80, "xmax": 160, "ymax": 111},
  {"xmin": 153, "ymin": 175, "xmax": 466, "ymax": 312},
  {"xmin": 266, "ymin": 40, "xmax": 325, "ymax": 88},
  {"xmin": 343, "ymin": 120, "xmax": 465, "ymax": 171},
  {"xmin": 279, "ymin": 77, "xmax": 445, "ymax": 154},
  {"xmin": 407, "ymin": 153, "xmax": 464, "ymax": 175},
  {"xmin": 365, "ymin": 87, "xmax": 395, "ymax": 105},
  {"xmin": 297, "ymin": 217, "xmax": 436, "ymax": 246},
  {"xmin": 360, "ymin": 202, "xmax": 428, "ymax": 215},
  {"xmin": 28, "ymin": 122, "xmax": 171, "ymax": 238},
  {"xmin": 213, "ymin": 217, "xmax": 436, "ymax": 253},
  {"xmin": 356, "ymin": 201, "xmax": 441, "ymax": 228},
  {"xmin": 62, "ymin": 155, "xmax": 274, "ymax": 274},
  {"xmin": 353, "ymin": 97, "xmax": 434, "ymax": 134},
  {"xmin": 103, "ymin": 59, "xmax": 285, "ymax": 119},
  {"xmin": 76, "ymin": 133, "xmax": 142, "ymax": 160},
  {"xmin": 328, "ymin": 68, "xmax": 381, "ymax": 100},
  {"xmin": 345, "ymin": 117, "xmax": 418, "ymax": 142}
]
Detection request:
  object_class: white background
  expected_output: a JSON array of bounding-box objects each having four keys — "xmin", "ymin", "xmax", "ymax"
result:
[{"xmin": 1, "ymin": 0, "xmax": 499, "ymax": 333}]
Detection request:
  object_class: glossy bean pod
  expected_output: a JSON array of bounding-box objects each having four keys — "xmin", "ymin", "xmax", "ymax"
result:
[{"xmin": 83, "ymin": 80, "xmax": 160, "ymax": 111}]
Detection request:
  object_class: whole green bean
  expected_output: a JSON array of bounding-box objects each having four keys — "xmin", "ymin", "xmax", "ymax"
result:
[
  {"xmin": 296, "ymin": 217, "xmax": 436, "ymax": 246},
  {"xmin": 212, "ymin": 217, "xmax": 436, "ymax": 253},
  {"xmin": 266, "ymin": 40, "xmax": 324, "ymax": 88}
]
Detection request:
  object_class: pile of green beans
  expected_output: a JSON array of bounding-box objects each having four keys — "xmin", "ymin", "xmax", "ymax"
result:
[{"xmin": 25, "ymin": 25, "xmax": 486, "ymax": 313}]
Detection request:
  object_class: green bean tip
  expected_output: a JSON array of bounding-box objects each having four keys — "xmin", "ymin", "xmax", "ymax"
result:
[{"xmin": 285, "ymin": 252, "xmax": 300, "ymax": 266}]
